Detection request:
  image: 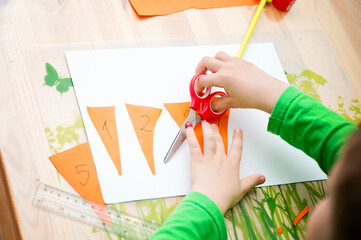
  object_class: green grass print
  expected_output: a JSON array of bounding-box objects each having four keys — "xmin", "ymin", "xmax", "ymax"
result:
[
  {"xmin": 227, "ymin": 183, "xmax": 326, "ymax": 240},
  {"xmin": 45, "ymin": 114, "xmax": 86, "ymax": 182},
  {"xmin": 286, "ymin": 69, "xmax": 361, "ymax": 125}
]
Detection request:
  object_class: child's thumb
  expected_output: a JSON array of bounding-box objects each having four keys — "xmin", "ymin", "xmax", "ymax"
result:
[
  {"xmin": 240, "ymin": 174, "xmax": 265, "ymax": 194},
  {"xmin": 211, "ymin": 95, "xmax": 233, "ymax": 113}
]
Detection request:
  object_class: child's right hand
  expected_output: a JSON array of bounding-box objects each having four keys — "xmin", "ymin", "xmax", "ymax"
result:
[{"xmin": 196, "ymin": 51, "xmax": 289, "ymax": 114}]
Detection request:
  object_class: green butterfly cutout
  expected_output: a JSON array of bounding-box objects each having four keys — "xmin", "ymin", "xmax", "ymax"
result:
[{"xmin": 44, "ymin": 62, "xmax": 73, "ymax": 95}]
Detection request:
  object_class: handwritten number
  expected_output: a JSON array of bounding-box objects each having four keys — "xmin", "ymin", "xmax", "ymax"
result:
[
  {"xmin": 76, "ymin": 164, "xmax": 90, "ymax": 186},
  {"xmin": 140, "ymin": 115, "xmax": 152, "ymax": 133},
  {"xmin": 102, "ymin": 120, "xmax": 112, "ymax": 139}
]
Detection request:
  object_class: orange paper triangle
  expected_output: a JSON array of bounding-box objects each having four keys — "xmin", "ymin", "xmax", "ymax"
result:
[
  {"xmin": 164, "ymin": 102, "xmax": 229, "ymax": 153},
  {"xmin": 49, "ymin": 142, "xmax": 105, "ymax": 205},
  {"xmin": 129, "ymin": 0, "xmax": 258, "ymax": 16},
  {"xmin": 87, "ymin": 107, "xmax": 122, "ymax": 175},
  {"xmin": 125, "ymin": 104, "xmax": 162, "ymax": 175}
]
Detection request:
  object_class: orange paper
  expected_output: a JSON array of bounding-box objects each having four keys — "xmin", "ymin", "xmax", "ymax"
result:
[
  {"xmin": 277, "ymin": 226, "xmax": 283, "ymax": 234},
  {"xmin": 125, "ymin": 104, "xmax": 162, "ymax": 175},
  {"xmin": 164, "ymin": 102, "xmax": 230, "ymax": 153},
  {"xmin": 293, "ymin": 205, "xmax": 309, "ymax": 226},
  {"xmin": 130, "ymin": 0, "xmax": 258, "ymax": 16},
  {"xmin": 86, "ymin": 200, "xmax": 111, "ymax": 226},
  {"xmin": 49, "ymin": 142, "xmax": 105, "ymax": 205},
  {"xmin": 87, "ymin": 107, "xmax": 122, "ymax": 175}
]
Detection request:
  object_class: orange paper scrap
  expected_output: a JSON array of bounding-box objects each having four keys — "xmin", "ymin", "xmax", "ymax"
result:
[
  {"xmin": 49, "ymin": 142, "xmax": 105, "ymax": 205},
  {"xmin": 88, "ymin": 106, "xmax": 122, "ymax": 175},
  {"xmin": 293, "ymin": 205, "xmax": 309, "ymax": 226},
  {"xmin": 125, "ymin": 104, "xmax": 162, "ymax": 175},
  {"xmin": 86, "ymin": 200, "xmax": 111, "ymax": 226},
  {"xmin": 130, "ymin": 0, "xmax": 259, "ymax": 16},
  {"xmin": 277, "ymin": 226, "xmax": 283, "ymax": 234},
  {"xmin": 164, "ymin": 102, "xmax": 230, "ymax": 153}
]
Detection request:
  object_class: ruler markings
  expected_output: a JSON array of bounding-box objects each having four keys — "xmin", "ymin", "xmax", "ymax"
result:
[{"xmin": 33, "ymin": 183, "xmax": 159, "ymax": 239}]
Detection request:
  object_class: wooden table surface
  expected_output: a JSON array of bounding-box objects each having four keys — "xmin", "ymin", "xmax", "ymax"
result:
[{"xmin": 1, "ymin": 0, "xmax": 360, "ymax": 239}]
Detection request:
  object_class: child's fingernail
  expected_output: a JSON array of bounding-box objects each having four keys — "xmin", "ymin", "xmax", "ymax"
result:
[
  {"xmin": 186, "ymin": 122, "xmax": 193, "ymax": 128},
  {"xmin": 236, "ymin": 128, "xmax": 242, "ymax": 134},
  {"xmin": 258, "ymin": 175, "xmax": 265, "ymax": 184},
  {"xmin": 211, "ymin": 124, "xmax": 217, "ymax": 129}
]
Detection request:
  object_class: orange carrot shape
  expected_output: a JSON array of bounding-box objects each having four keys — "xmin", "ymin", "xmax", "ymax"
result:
[
  {"xmin": 49, "ymin": 142, "xmax": 105, "ymax": 205},
  {"xmin": 87, "ymin": 107, "xmax": 122, "ymax": 175},
  {"xmin": 164, "ymin": 102, "xmax": 230, "ymax": 153},
  {"xmin": 125, "ymin": 104, "xmax": 162, "ymax": 175}
]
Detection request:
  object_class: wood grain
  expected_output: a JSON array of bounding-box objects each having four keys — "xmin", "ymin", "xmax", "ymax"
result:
[{"xmin": 0, "ymin": 152, "xmax": 22, "ymax": 240}]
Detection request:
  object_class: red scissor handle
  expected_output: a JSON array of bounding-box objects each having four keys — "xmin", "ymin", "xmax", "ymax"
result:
[
  {"xmin": 189, "ymin": 73, "xmax": 227, "ymax": 120},
  {"xmin": 199, "ymin": 92, "xmax": 226, "ymax": 120},
  {"xmin": 189, "ymin": 73, "xmax": 211, "ymax": 110}
]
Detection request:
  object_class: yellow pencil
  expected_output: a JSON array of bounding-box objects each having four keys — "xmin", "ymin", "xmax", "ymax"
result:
[{"xmin": 236, "ymin": 0, "xmax": 271, "ymax": 58}]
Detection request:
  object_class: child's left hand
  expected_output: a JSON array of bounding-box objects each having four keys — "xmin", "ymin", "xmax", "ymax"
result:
[{"xmin": 186, "ymin": 121, "xmax": 265, "ymax": 214}]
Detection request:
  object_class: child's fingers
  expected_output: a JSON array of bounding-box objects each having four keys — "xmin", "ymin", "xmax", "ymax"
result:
[
  {"xmin": 211, "ymin": 95, "xmax": 233, "ymax": 113},
  {"xmin": 202, "ymin": 121, "xmax": 216, "ymax": 158},
  {"xmin": 214, "ymin": 51, "xmax": 231, "ymax": 62},
  {"xmin": 211, "ymin": 124, "xmax": 225, "ymax": 155},
  {"xmin": 228, "ymin": 128, "xmax": 243, "ymax": 163},
  {"xmin": 186, "ymin": 126, "xmax": 202, "ymax": 160},
  {"xmin": 195, "ymin": 56, "xmax": 224, "ymax": 73},
  {"xmin": 239, "ymin": 174, "xmax": 265, "ymax": 195},
  {"xmin": 197, "ymin": 72, "xmax": 224, "ymax": 89}
]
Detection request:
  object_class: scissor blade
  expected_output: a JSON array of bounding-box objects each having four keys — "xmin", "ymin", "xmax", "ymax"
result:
[
  {"xmin": 163, "ymin": 109, "xmax": 200, "ymax": 163},
  {"xmin": 163, "ymin": 123, "xmax": 187, "ymax": 163}
]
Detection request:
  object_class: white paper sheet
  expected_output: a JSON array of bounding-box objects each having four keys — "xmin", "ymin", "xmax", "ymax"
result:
[{"xmin": 66, "ymin": 43, "xmax": 327, "ymax": 204}]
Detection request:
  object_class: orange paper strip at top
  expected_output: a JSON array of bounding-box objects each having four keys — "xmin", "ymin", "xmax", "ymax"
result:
[
  {"xmin": 293, "ymin": 205, "xmax": 309, "ymax": 226},
  {"xmin": 125, "ymin": 104, "xmax": 162, "ymax": 175},
  {"xmin": 49, "ymin": 142, "xmax": 105, "ymax": 205},
  {"xmin": 87, "ymin": 106, "xmax": 122, "ymax": 175},
  {"xmin": 130, "ymin": 0, "xmax": 258, "ymax": 16},
  {"xmin": 164, "ymin": 102, "xmax": 230, "ymax": 153}
]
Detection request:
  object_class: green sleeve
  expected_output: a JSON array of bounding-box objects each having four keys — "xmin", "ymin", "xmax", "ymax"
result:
[
  {"xmin": 150, "ymin": 192, "xmax": 227, "ymax": 240},
  {"xmin": 267, "ymin": 86, "xmax": 357, "ymax": 174}
]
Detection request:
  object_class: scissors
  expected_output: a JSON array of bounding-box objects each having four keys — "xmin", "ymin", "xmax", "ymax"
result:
[{"xmin": 163, "ymin": 72, "xmax": 227, "ymax": 163}]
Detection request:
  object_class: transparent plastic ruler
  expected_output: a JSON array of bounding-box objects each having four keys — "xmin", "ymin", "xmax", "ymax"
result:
[{"xmin": 33, "ymin": 183, "xmax": 160, "ymax": 239}]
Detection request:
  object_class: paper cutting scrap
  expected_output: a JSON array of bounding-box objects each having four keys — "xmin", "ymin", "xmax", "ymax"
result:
[
  {"xmin": 293, "ymin": 205, "xmax": 309, "ymax": 226},
  {"xmin": 164, "ymin": 102, "xmax": 230, "ymax": 153},
  {"xmin": 88, "ymin": 106, "xmax": 122, "ymax": 175},
  {"xmin": 125, "ymin": 104, "xmax": 162, "ymax": 175},
  {"xmin": 277, "ymin": 226, "xmax": 283, "ymax": 234},
  {"xmin": 129, "ymin": 0, "xmax": 258, "ymax": 16},
  {"xmin": 49, "ymin": 142, "xmax": 105, "ymax": 205}
]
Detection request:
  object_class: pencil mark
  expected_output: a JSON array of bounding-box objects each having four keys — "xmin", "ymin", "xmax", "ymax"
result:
[
  {"xmin": 140, "ymin": 115, "xmax": 152, "ymax": 133},
  {"xmin": 102, "ymin": 120, "xmax": 112, "ymax": 139},
  {"xmin": 75, "ymin": 164, "xmax": 90, "ymax": 186}
]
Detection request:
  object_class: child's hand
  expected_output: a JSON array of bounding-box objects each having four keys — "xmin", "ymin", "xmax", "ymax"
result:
[
  {"xmin": 186, "ymin": 121, "xmax": 265, "ymax": 214},
  {"xmin": 196, "ymin": 52, "xmax": 289, "ymax": 114}
]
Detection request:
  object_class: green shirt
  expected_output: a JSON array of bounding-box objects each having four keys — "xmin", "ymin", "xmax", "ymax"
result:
[{"xmin": 150, "ymin": 86, "xmax": 357, "ymax": 240}]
